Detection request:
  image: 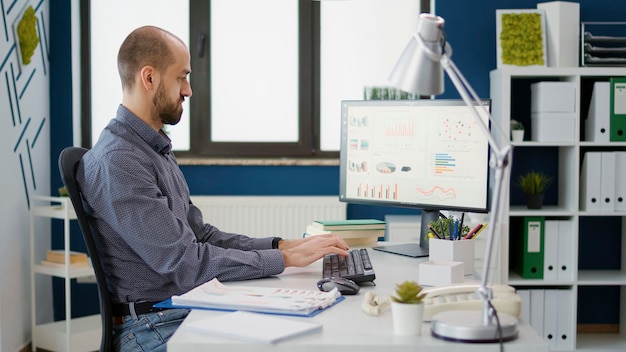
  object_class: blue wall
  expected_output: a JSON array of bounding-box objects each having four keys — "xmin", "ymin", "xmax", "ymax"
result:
[{"xmin": 50, "ymin": 0, "xmax": 625, "ymax": 320}]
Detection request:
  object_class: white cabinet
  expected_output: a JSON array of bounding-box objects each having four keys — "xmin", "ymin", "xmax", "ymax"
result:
[
  {"xmin": 30, "ymin": 196, "xmax": 100, "ymax": 351},
  {"xmin": 490, "ymin": 67, "xmax": 626, "ymax": 351}
]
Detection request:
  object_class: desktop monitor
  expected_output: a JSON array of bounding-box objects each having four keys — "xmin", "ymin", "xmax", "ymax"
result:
[{"xmin": 339, "ymin": 99, "xmax": 491, "ymax": 257}]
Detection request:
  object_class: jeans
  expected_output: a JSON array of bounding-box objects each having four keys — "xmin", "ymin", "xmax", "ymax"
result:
[{"xmin": 113, "ymin": 308, "xmax": 190, "ymax": 352}]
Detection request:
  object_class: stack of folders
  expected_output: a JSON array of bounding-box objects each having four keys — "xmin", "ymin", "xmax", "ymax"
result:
[
  {"xmin": 304, "ymin": 219, "xmax": 386, "ymax": 247},
  {"xmin": 585, "ymin": 79, "xmax": 626, "ymax": 142},
  {"xmin": 165, "ymin": 278, "xmax": 341, "ymax": 317},
  {"xmin": 580, "ymin": 151, "xmax": 626, "ymax": 212},
  {"xmin": 510, "ymin": 217, "xmax": 573, "ymax": 282}
]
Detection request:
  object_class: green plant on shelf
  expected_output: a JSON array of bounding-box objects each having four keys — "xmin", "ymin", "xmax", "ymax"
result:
[
  {"xmin": 511, "ymin": 119, "xmax": 524, "ymax": 131},
  {"xmin": 516, "ymin": 171, "xmax": 553, "ymax": 196}
]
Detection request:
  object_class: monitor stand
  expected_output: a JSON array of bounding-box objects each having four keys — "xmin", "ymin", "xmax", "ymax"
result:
[{"xmin": 372, "ymin": 209, "xmax": 439, "ymax": 258}]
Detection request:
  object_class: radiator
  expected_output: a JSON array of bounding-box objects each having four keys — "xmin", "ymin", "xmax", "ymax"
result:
[{"xmin": 189, "ymin": 196, "xmax": 347, "ymax": 239}]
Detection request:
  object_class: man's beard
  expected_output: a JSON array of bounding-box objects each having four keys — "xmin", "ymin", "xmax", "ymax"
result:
[{"xmin": 153, "ymin": 83, "xmax": 183, "ymax": 126}]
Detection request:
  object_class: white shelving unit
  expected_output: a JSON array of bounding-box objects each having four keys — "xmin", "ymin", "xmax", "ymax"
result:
[
  {"xmin": 30, "ymin": 196, "xmax": 101, "ymax": 351},
  {"xmin": 490, "ymin": 67, "xmax": 626, "ymax": 352}
]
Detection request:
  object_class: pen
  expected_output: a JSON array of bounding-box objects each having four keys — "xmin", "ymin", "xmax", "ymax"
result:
[
  {"xmin": 453, "ymin": 219, "xmax": 459, "ymax": 240},
  {"xmin": 439, "ymin": 219, "xmax": 445, "ymax": 240},
  {"xmin": 464, "ymin": 223, "xmax": 482, "ymax": 240},
  {"xmin": 471, "ymin": 223, "xmax": 488, "ymax": 239},
  {"xmin": 428, "ymin": 224, "xmax": 443, "ymax": 239},
  {"xmin": 459, "ymin": 213, "xmax": 465, "ymax": 239},
  {"xmin": 448, "ymin": 221, "xmax": 453, "ymax": 240}
]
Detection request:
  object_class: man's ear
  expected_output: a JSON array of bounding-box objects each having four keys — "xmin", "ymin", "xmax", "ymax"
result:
[{"xmin": 140, "ymin": 66, "xmax": 157, "ymax": 90}]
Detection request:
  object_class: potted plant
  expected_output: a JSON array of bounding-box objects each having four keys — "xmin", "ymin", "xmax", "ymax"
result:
[
  {"xmin": 390, "ymin": 280, "xmax": 426, "ymax": 335},
  {"xmin": 510, "ymin": 119, "xmax": 524, "ymax": 142},
  {"xmin": 516, "ymin": 171, "xmax": 553, "ymax": 209}
]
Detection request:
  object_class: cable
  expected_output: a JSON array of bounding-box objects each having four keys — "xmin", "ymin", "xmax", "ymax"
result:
[{"xmin": 488, "ymin": 300, "xmax": 504, "ymax": 352}]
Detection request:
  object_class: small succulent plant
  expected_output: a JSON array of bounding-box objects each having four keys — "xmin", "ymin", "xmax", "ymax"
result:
[{"xmin": 391, "ymin": 280, "xmax": 426, "ymax": 304}]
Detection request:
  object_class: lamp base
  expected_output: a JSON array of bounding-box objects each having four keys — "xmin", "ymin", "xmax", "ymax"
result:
[{"xmin": 431, "ymin": 310, "xmax": 519, "ymax": 343}]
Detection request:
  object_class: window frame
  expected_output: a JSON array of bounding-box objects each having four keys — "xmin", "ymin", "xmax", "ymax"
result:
[
  {"xmin": 186, "ymin": 0, "xmax": 327, "ymax": 158},
  {"xmin": 80, "ymin": 0, "xmax": 429, "ymax": 159}
]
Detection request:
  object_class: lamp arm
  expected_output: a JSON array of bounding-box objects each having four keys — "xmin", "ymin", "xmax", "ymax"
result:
[{"xmin": 440, "ymin": 53, "xmax": 513, "ymax": 326}]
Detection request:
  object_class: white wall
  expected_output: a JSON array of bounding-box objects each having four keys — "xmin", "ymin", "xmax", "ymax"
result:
[{"xmin": 0, "ymin": 1, "xmax": 51, "ymax": 350}]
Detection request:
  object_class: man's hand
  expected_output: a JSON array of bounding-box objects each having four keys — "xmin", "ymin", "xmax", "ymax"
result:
[{"xmin": 279, "ymin": 234, "xmax": 349, "ymax": 267}]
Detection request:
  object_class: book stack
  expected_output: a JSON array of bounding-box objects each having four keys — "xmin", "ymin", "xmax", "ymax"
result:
[
  {"xmin": 305, "ymin": 219, "xmax": 386, "ymax": 247},
  {"xmin": 41, "ymin": 250, "xmax": 89, "ymax": 267}
]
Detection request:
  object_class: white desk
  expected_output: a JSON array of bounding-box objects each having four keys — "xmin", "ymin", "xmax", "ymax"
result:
[{"xmin": 167, "ymin": 247, "xmax": 548, "ymax": 352}]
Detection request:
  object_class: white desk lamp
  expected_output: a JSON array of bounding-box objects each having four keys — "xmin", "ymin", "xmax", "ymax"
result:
[{"xmin": 389, "ymin": 13, "xmax": 518, "ymax": 343}]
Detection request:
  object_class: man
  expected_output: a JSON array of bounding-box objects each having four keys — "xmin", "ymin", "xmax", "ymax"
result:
[{"xmin": 77, "ymin": 26, "xmax": 349, "ymax": 352}]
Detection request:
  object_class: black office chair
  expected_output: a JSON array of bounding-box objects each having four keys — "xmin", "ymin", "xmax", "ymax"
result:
[{"xmin": 59, "ymin": 147, "xmax": 113, "ymax": 352}]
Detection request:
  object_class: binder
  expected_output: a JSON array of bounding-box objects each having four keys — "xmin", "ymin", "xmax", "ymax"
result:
[
  {"xmin": 512, "ymin": 217, "xmax": 545, "ymax": 279},
  {"xmin": 557, "ymin": 289, "xmax": 575, "ymax": 350},
  {"xmin": 585, "ymin": 82, "xmax": 610, "ymax": 142},
  {"xmin": 600, "ymin": 152, "xmax": 616, "ymax": 212},
  {"xmin": 543, "ymin": 289, "xmax": 559, "ymax": 349},
  {"xmin": 610, "ymin": 77, "xmax": 626, "ymax": 141},
  {"xmin": 530, "ymin": 289, "xmax": 545, "ymax": 336},
  {"xmin": 517, "ymin": 289, "xmax": 531, "ymax": 325},
  {"xmin": 615, "ymin": 152, "xmax": 626, "ymax": 211},
  {"xmin": 556, "ymin": 220, "xmax": 573, "ymax": 282},
  {"xmin": 579, "ymin": 152, "xmax": 602, "ymax": 212},
  {"xmin": 543, "ymin": 221, "xmax": 559, "ymax": 281}
]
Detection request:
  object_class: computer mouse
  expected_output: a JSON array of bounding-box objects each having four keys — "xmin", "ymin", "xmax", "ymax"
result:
[{"xmin": 317, "ymin": 277, "xmax": 360, "ymax": 295}]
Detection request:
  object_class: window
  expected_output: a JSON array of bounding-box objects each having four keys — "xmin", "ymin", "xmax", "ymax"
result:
[
  {"xmin": 87, "ymin": 0, "xmax": 190, "ymax": 150},
  {"xmin": 84, "ymin": 0, "xmax": 423, "ymax": 158},
  {"xmin": 188, "ymin": 0, "xmax": 315, "ymax": 157}
]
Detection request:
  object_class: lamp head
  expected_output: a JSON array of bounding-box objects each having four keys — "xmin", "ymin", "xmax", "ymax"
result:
[{"xmin": 388, "ymin": 13, "xmax": 448, "ymax": 96}]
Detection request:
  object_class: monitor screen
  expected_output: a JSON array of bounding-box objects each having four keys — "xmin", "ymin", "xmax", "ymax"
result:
[{"xmin": 339, "ymin": 99, "xmax": 491, "ymax": 256}]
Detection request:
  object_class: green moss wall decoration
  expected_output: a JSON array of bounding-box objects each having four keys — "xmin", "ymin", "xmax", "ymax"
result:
[
  {"xmin": 17, "ymin": 6, "xmax": 39, "ymax": 65},
  {"xmin": 495, "ymin": 9, "xmax": 547, "ymax": 68}
]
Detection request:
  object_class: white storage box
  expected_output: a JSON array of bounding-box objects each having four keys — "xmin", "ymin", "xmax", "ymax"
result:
[
  {"xmin": 531, "ymin": 112, "xmax": 576, "ymax": 141},
  {"xmin": 418, "ymin": 261, "xmax": 464, "ymax": 286},
  {"xmin": 531, "ymin": 82, "xmax": 576, "ymax": 112},
  {"xmin": 537, "ymin": 1, "xmax": 580, "ymax": 67},
  {"xmin": 428, "ymin": 239, "xmax": 475, "ymax": 275}
]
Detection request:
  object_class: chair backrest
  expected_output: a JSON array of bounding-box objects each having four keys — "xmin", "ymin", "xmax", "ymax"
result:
[{"xmin": 58, "ymin": 147, "xmax": 112, "ymax": 352}]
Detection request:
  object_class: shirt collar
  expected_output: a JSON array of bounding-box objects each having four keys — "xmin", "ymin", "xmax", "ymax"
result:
[{"xmin": 116, "ymin": 105, "xmax": 172, "ymax": 155}]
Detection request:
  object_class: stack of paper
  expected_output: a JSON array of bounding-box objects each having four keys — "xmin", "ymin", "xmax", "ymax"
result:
[
  {"xmin": 186, "ymin": 311, "xmax": 323, "ymax": 344},
  {"xmin": 305, "ymin": 219, "xmax": 386, "ymax": 247},
  {"xmin": 168, "ymin": 278, "xmax": 341, "ymax": 317}
]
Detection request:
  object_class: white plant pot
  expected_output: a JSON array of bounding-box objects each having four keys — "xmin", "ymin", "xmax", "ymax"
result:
[
  {"xmin": 391, "ymin": 302, "xmax": 424, "ymax": 336},
  {"xmin": 511, "ymin": 129, "xmax": 524, "ymax": 142}
]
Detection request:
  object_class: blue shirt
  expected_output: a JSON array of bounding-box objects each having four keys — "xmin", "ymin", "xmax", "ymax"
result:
[{"xmin": 77, "ymin": 105, "xmax": 285, "ymax": 304}]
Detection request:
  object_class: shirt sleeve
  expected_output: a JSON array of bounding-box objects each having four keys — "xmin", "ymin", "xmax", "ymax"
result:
[
  {"xmin": 186, "ymin": 201, "xmax": 275, "ymax": 250},
  {"xmin": 80, "ymin": 148, "xmax": 285, "ymax": 295}
]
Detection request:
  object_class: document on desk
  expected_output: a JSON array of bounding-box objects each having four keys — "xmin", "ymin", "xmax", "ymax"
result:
[
  {"xmin": 186, "ymin": 311, "xmax": 323, "ymax": 344},
  {"xmin": 162, "ymin": 278, "xmax": 342, "ymax": 317}
]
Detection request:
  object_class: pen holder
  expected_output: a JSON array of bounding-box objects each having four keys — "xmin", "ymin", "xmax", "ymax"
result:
[{"xmin": 428, "ymin": 238, "xmax": 475, "ymax": 275}]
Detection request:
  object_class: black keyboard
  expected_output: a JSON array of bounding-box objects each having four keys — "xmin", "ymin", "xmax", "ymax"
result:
[{"xmin": 322, "ymin": 248, "xmax": 376, "ymax": 284}]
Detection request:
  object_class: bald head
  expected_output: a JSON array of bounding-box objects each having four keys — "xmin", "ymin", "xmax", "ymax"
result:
[{"xmin": 117, "ymin": 26, "xmax": 186, "ymax": 91}]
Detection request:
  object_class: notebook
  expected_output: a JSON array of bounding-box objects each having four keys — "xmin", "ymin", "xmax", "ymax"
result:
[{"xmin": 186, "ymin": 311, "xmax": 323, "ymax": 344}]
